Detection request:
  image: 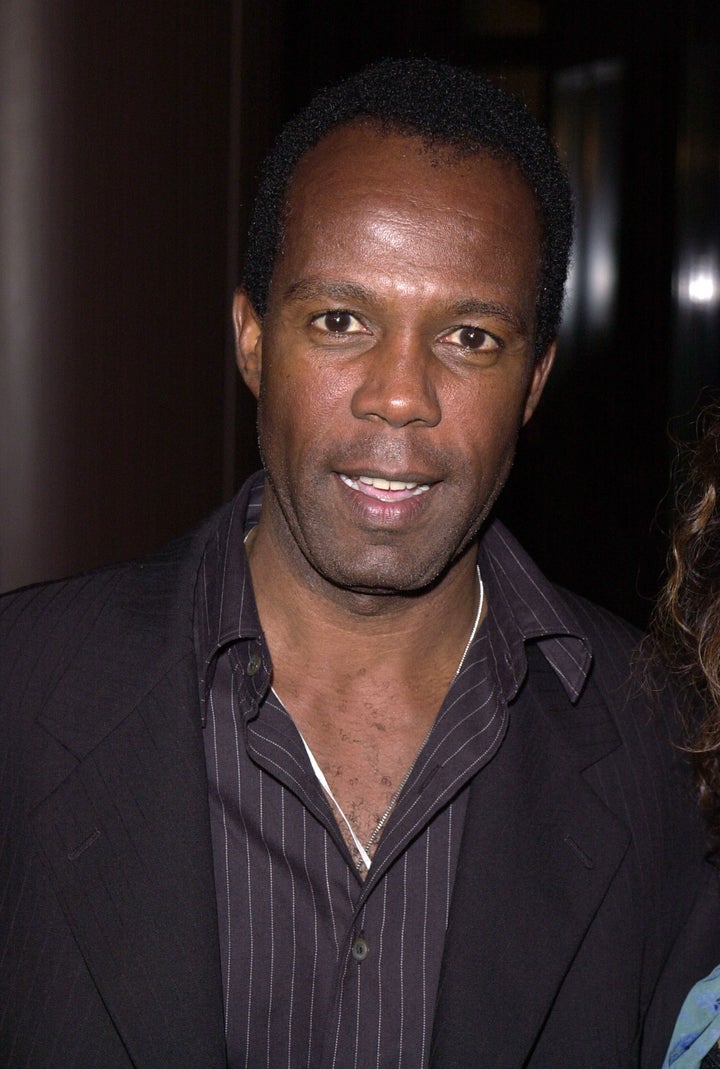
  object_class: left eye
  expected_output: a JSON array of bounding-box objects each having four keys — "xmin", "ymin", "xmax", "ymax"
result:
[
  {"xmin": 441, "ymin": 326, "xmax": 499, "ymax": 351},
  {"xmin": 312, "ymin": 310, "xmax": 366, "ymax": 334}
]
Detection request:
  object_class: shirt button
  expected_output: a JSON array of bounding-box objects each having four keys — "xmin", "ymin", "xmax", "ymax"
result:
[
  {"xmin": 246, "ymin": 652, "xmax": 262, "ymax": 676},
  {"xmin": 351, "ymin": 937, "xmax": 369, "ymax": 962}
]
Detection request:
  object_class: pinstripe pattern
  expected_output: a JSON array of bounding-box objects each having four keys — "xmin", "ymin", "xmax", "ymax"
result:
[{"xmin": 195, "ymin": 478, "xmax": 590, "ymax": 1068}]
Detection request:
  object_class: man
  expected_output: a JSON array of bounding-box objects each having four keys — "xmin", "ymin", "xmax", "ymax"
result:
[{"xmin": 1, "ymin": 58, "xmax": 717, "ymax": 1069}]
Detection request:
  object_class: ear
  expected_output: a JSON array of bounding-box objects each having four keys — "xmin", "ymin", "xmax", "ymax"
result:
[
  {"xmin": 522, "ymin": 341, "xmax": 556, "ymax": 426},
  {"xmin": 233, "ymin": 289, "xmax": 263, "ymax": 399}
]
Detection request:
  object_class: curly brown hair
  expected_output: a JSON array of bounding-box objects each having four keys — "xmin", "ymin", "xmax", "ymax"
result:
[{"xmin": 652, "ymin": 405, "xmax": 720, "ymax": 854}]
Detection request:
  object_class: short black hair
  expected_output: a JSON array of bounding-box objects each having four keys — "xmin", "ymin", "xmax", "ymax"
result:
[{"xmin": 243, "ymin": 57, "xmax": 573, "ymax": 357}]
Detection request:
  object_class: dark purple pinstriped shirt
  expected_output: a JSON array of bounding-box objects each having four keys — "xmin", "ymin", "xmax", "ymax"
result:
[{"xmin": 194, "ymin": 472, "xmax": 590, "ymax": 1069}]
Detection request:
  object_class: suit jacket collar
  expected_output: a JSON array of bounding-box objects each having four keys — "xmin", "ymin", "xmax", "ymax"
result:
[
  {"xmin": 430, "ymin": 644, "xmax": 628, "ymax": 1067},
  {"xmin": 30, "ymin": 517, "xmax": 229, "ymax": 1068}
]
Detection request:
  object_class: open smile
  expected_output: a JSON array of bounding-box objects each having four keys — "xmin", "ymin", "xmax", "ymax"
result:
[{"xmin": 338, "ymin": 473, "xmax": 431, "ymax": 502}]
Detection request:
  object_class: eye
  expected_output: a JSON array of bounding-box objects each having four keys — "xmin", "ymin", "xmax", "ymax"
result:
[
  {"xmin": 440, "ymin": 325, "xmax": 501, "ymax": 352},
  {"xmin": 311, "ymin": 310, "xmax": 367, "ymax": 334}
]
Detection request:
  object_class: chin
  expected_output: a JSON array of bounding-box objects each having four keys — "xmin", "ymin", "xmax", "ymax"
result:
[{"xmin": 309, "ymin": 544, "xmax": 453, "ymax": 597}]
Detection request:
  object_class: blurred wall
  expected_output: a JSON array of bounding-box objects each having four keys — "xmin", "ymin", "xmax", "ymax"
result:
[{"xmin": 1, "ymin": 2, "xmax": 235, "ymax": 589}]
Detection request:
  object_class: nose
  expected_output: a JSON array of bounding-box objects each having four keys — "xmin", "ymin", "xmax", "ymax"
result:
[{"xmin": 350, "ymin": 334, "xmax": 441, "ymax": 428}]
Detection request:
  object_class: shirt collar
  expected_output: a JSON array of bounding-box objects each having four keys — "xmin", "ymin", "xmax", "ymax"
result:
[
  {"xmin": 478, "ymin": 519, "xmax": 592, "ymax": 703},
  {"xmin": 193, "ymin": 474, "xmax": 592, "ymax": 714},
  {"xmin": 193, "ymin": 471, "xmax": 266, "ymax": 714}
]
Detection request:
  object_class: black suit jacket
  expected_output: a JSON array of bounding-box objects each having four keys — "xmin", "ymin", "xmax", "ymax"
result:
[{"xmin": 2, "ymin": 506, "xmax": 719, "ymax": 1068}]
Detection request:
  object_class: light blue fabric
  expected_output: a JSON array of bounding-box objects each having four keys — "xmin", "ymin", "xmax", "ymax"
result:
[{"xmin": 663, "ymin": 964, "xmax": 720, "ymax": 1068}]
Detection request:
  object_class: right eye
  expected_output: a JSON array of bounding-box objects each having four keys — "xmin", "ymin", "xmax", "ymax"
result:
[{"xmin": 311, "ymin": 310, "xmax": 368, "ymax": 334}]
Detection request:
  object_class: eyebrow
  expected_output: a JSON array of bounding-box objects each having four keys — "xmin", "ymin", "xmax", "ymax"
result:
[
  {"xmin": 450, "ymin": 299, "xmax": 530, "ymax": 334},
  {"xmin": 283, "ymin": 279, "xmax": 531, "ymax": 335},
  {"xmin": 283, "ymin": 279, "xmax": 375, "ymax": 305}
]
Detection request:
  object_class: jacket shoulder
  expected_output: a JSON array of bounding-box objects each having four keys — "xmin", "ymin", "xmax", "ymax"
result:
[
  {"xmin": 1, "ymin": 537, "xmax": 185, "ymax": 675},
  {"xmin": 553, "ymin": 585, "xmax": 651, "ymax": 692},
  {"xmin": 0, "ymin": 506, "xmax": 231, "ymax": 730},
  {"xmin": 556, "ymin": 585, "xmax": 643, "ymax": 652}
]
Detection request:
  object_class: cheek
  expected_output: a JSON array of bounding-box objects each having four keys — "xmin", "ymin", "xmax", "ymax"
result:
[
  {"xmin": 447, "ymin": 376, "xmax": 529, "ymax": 458},
  {"xmin": 256, "ymin": 355, "xmax": 355, "ymax": 461},
  {"xmin": 262, "ymin": 354, "xmax": 355, "ymax": 422}
]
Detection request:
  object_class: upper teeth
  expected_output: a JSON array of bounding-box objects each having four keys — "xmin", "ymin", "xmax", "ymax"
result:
[
  {"xmin": 339, "ymin": 473, "xmax": 430, "ymax": 495},
  {"xmin": 359, "ymin": 476, "xmax": 417, "ymax": 491}
]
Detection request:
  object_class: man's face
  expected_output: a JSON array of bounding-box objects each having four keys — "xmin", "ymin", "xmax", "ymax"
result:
[{"xmin": 236, "ymin": 124, "xmax": 555, "ymax": 595}]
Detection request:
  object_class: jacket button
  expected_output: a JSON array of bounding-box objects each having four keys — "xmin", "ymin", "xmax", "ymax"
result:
[{"xmin": 247, "ymin": 652, "xmax": 262, "ymax": 676}]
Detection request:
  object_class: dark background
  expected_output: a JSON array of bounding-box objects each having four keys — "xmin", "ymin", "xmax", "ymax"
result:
[{"xmin": 1, "ymin": 0, "xmax": 718, "ymax": 626}]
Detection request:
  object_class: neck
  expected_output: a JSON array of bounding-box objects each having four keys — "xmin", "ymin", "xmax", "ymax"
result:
[{"xmin": 245, "ymin": 512, "xmax": 483, "ymax": 685}]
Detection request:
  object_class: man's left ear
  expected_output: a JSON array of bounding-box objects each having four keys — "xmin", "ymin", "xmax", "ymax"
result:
[
  {"xmin": 522, "ymin": 341, "xmax": 556, "ymax": 426},
  {"xmin": 233, "ymin": 289, "xmax": 263, "ymax": 399}
]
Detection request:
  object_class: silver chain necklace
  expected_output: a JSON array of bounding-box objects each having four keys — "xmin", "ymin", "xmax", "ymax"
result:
[{"xmin": 297, "ymin": 567, "xmax": 484, "ymax": 873}]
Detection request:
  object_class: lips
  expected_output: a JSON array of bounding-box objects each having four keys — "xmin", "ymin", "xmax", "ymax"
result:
[{"xmin": 339, "ymin": 473, "xmax": 431, "ymax": 502}]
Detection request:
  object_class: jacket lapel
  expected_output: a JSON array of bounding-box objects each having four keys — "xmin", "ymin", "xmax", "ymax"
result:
[
  {"xmin": 30, "ymin": 542, "xmax": 227, "ymax": 1068},
  {"xmin": 430, "ymin": 649, "xmax": 630, "ymax": 1067}
]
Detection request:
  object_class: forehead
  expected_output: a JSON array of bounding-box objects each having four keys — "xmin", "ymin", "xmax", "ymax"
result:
[{"xmin": 273, "ymin": 124, "xmax": 542, "ymax": 302}]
